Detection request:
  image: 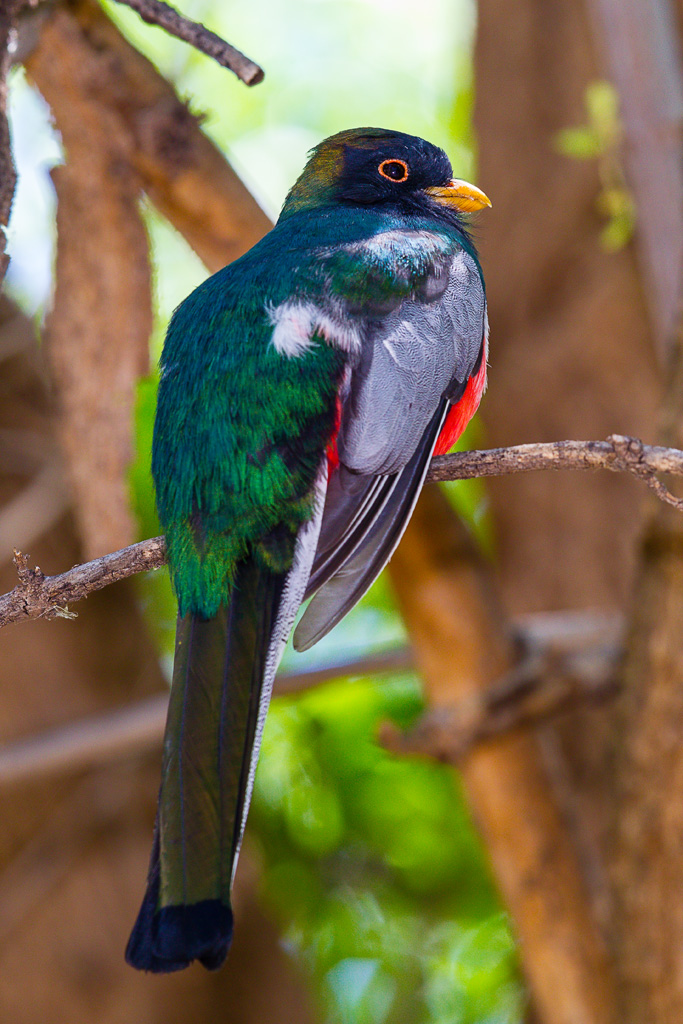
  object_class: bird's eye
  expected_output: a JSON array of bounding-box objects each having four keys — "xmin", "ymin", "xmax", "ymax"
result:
[{"xmin": 378, "ymin": 159, "xmax": 409, "ymax": 182}]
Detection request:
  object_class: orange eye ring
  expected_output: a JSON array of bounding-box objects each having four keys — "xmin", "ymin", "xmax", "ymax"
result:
[{"xmin": 378, "ymin": 159, "xmax": 409, "ymax": 183}]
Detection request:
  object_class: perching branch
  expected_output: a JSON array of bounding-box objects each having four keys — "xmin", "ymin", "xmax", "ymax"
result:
[
  {"xmin": 113, "ymin": 0, "xmax": 264, "ymax": 85},
  {"xmin": 1, "ymin": 434, "xmax": 682, "ymax": 630},
  {"xmin": 1, "ymin": 538, "xmax": 167, "ymax": 628},
  {"xmin": 429, "ymin": 433, "xmax": 683, "ymax": 510}
]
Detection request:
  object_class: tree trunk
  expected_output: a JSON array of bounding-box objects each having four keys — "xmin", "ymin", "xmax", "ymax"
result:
[{"xmin": 610, "ymin": 334, "xmax": 683, "ymax": 1022}]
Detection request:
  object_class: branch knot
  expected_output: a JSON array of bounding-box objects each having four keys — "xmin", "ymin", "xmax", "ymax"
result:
[
  {"xmin": 609, "ymin": 434, "xmax": 646, "ymax": 474},
  {"xmin": 13, "ymin": 549, "xmax": 44, "ymax": 591},
  {"xmin": 608, "ymin": 433, "xmax": 683, "ymax": 510}
]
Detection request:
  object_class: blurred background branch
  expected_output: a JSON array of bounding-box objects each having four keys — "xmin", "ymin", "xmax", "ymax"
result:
[{"xmin": 0, "ymin": 609, "xmax": 621, "ymax": 787}]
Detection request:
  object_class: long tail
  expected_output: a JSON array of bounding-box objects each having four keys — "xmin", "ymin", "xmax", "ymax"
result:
[
  {"xmin": 125, "ymin": 559, "xmax": 284, "ymax": 973},
  {"xmin": 126, "ymin": 469, "xmax": 327, "ymax": 973}
]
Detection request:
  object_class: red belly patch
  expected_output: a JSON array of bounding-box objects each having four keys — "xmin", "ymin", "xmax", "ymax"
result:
[
  {"xmin": 326, "ymin": 394, "xmax": 342, "ymax": 472},
  {"xmin": 433, "ymin": 338, "xmax": 488, "ymax": 456}
]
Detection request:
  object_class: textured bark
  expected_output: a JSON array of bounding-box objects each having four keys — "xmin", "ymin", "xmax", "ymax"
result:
[
  {"xmin": 609, "ymin": 334, "xmax": 683, "ymax": 1022},
  {"xmin": 390, "ymin": 487, "xmax": 616, "ymax": 1024},
  {"xmin": 26, "ymin": 11, "xmax": 153, "ymax": 558},
  {"xmin": 27, "ymin": 0, "xmax": 272, "ymax": 275}
]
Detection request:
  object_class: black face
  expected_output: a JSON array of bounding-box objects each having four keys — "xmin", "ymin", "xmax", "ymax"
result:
[{"xmin": 336, "ymin": 130, "xmax": 454, "ymax": 208}]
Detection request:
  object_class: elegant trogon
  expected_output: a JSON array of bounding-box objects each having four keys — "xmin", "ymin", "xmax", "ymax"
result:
[{"xmin": 126, "ymin": 127, "xmax": 490, "ymax": 972}]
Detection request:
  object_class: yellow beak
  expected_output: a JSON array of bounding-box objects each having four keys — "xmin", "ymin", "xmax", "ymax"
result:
[{"xmin": 425, "ymin": 178, "xmax": 492, "ymax": 213}]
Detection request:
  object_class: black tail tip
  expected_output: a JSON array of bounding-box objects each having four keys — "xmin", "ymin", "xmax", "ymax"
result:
[{"xmin": 126, "ymin": 899, "xmax": 234, "ymax": 973}]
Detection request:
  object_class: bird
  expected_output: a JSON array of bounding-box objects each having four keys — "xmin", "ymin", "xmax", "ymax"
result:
[{"xmin": 125, "ymin": 127, "xmax": 490, "ymax": 973}]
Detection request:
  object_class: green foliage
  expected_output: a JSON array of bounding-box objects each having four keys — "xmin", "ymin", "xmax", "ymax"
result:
[
  {"xmin": 554, "ymin": 81, "xmax": 620, "ymax": 159},
  {"xmin": 251, "ymin": 673, "xmax": 523, "ymax": 1024},
  {"xmin": 554, "ymin": 80, "xmax": 635, "ymax": 251}
]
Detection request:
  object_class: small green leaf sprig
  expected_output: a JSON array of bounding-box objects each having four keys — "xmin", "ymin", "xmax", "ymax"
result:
[{"xmin": 555, "ymin": 81, "xmax": 635, "ymax": 252}]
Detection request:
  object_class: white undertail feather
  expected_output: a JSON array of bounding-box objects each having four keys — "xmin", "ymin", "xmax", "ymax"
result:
[{"xmin": 231, "ymin": 460, "xmax": 329, "ymax": 879}]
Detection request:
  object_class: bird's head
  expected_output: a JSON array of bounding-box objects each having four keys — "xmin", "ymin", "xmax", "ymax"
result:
[{"xmin": 279, "ymin": 127, "xmax": 491, "ymax": 222}]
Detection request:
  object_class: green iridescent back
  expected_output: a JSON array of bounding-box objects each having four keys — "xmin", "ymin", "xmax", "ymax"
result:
[{"xmin": 153, "ymin": 206, "xmax": 468, "ymax": 619}]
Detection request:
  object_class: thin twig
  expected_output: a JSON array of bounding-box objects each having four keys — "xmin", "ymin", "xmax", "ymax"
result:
[
  {"xmin": 1, "ymin": 435, "xmax": 682, "ymax": 629},
  {"xmin": 113, "ymin": 0, "xmax": 264, "ymax": 85}
]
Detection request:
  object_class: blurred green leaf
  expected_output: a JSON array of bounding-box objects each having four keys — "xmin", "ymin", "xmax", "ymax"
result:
[
  {"xmin": 599, "ymin": 213, "xmax": 634, "ymax": 252},
  {"xmin": 251, "ymin": 675, "xmax": 521, "ymax": 1022},
  {"xmin": 585, "ymin": 80, "xmax": 619, "ymax": 136},
  {"xmin": 554, "ymin": 127, "xmax": 604, "ymax": 160}
]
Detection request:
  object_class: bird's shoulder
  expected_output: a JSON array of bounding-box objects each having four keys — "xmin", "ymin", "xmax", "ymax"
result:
[
  {"xmin": 281, "ymin": 207, "xmax": 474, "ymax": 309},
  {"xmin": 158, "ymin": 207, "xmax": 479, "ymax": 379},
  {"xmin": 256, "ymin": 209, "xmax": 476, "ymax": 359}
]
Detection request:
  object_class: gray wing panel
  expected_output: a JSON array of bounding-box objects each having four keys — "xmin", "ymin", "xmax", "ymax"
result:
[
  {"xmin": 295, "ymin": 244, "xmax": 487, "ymax": 650},
  {"xmin": 293, "ymin": 402, "xmax": 449, "ymax": 652},
  {"xmin": 339, "ymin": 248, "xmax": 485, "ymax": 476}
]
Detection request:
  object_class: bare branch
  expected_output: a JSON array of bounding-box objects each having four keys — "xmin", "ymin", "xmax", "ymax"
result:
[
  {"xmin": 27, "ymin": 1, "xmax": 272, "ymax": 273},
  {"xmin": 1, "ymin": 434, "xmax": 682, "ymax": 629},
  {"xmin": 0, "ymin": 537, "xmax": 167, "ymax": 628},
  {"xmin": 382, "ymin": 608, "xmax": 623, "ymax": 760},
  {"xmin": 431, "ymin": 433, "xmax": 683, "ymax": 509},
  {"xmin": 113, "ymin": 0, "xmax": 264, "ymax": 85}
]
